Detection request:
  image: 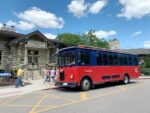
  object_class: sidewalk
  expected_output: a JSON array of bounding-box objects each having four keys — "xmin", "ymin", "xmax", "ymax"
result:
[
  {"xmin": 139, "ymin": 76, "xmax": 150, "ymax": 79},
  {"xmin": 0, "ymin": 79, "xmax": 57, "ymax": 98}
]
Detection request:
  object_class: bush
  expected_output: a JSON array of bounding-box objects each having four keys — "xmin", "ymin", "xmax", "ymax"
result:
[
  {"xmin": 0, "ymin": 68, "xmax": 5, "ymax": 73},
  {"xmin": 141, "ymin": 68, "xmax": 150, "ymax": 75},
  {"xmin": 10, "ymin": 68, "xmax": 17, "ymax": 78}
]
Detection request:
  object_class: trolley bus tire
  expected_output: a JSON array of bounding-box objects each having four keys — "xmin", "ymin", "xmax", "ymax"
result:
[
  {"xmin": 123, "ymin": 74, "xmax": 130, "ymax": 84},
  {"xmin": 81, "ymin": 78, "xmax": 91, "ymax": 91}
]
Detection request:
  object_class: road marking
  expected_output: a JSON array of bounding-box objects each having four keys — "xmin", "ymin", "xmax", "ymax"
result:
[
  {"xmin": 47, "ymin": 94, "xmax": 74, "ymax": 102},
  {"xmin": 36, "ymin": 89, "xmax": 126, "ymax": 113},
  {"xmin": 29, "ymin": 94, "xmax": 48, "ymax": 113},
  {"xmin": 80, "ymin": 92, "xmax": 88, "ymax": 100},
  {"xmin": 118, "ymin": 86, "xmax": 126, "ymax": 90},
  {"xmin": 8, "ymin": 104, "xmax": 34, "ymax": 107}
]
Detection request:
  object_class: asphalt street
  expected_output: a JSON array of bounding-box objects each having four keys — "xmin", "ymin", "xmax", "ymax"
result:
[{"xmin": 0, "ymin": 79, "xmax": 150, "ymax": 113}]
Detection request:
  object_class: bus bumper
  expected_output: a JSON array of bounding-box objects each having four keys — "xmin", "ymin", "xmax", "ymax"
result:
[{"xmin": 55, "ymin": 82, "xmax": 77, "ymax": 88}]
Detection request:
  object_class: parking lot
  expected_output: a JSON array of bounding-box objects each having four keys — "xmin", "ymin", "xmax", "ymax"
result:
[{"xmin": 0, "ymin": 79, "xmax": 150, "ymax": 113}]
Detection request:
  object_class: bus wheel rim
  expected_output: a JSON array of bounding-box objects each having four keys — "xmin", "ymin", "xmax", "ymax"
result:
[
  {"xmin": 124, "ymin": 76, "xmax": 128, "ymax": 84},
  {"xmin": 83, "ymin": 80, "xmax": 90, "ymax": 89}
]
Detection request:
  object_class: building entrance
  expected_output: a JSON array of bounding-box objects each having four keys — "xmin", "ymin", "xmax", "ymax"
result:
[{"xmin": 27, "ymin": 50, "xmax": 39, "ymax": 70}]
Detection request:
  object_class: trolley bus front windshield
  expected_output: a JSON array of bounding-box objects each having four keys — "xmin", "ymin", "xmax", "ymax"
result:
[{"xmin": 58, "ymin": 52, "xmax": 76, "ymax": 67}]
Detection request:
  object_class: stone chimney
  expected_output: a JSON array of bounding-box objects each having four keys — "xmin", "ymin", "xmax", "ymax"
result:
[{"xmin": 0, "ymin": 24, "xmax": 16, "ymax": 32}]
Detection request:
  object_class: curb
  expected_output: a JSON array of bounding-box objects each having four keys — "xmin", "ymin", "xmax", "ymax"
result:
[{"xmin": 139, "ymin": 77, "xmax": 150, "ymax": 79}]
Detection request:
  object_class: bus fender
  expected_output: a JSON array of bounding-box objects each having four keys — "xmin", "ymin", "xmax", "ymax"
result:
[
  {"xmin": 124, "ymin": 73, "xmax": 130, "ymax": 79},
  {"xmin": 80, "ymin": 75, "xmax": 93, "ymax": 86}
]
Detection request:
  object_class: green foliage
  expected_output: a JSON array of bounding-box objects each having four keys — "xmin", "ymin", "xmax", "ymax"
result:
[
  {"xmin": 57, "ymin": 33, "xmax": 81, "ymax": 46},
  {"xmin": 140, "ymin": 55, "xmax": 150, "ymax": 75},
  {"xmin": 141, "ymin": 55, "xmax": 150, "ymax": 68},
  {"xmin": 56, "ymin": 30, "xmax": 109, "ymax": 48},
  {"xmin": 141, "ymin": 68, "xmax": 150, "ymax": 75},
  {"xmin": 0, "ymin": 68, "xmax": 5, "ymax": 73}
]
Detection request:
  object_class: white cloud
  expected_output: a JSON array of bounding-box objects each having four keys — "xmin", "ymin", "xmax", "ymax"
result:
[
  {"xmin": 118, "ymin": 0, "xmax": 150, "ymax": 19},
  {"xmin": 89, "ymin": 0, "xmax": 107, "ymax": 14},
  {"xmin": 93, "ymin": 30, "xmax": 117, "ymax": 39},
  {"xmin": 15, "ymin": 7, "xmax": 64, "ymax": 29},
  {"xmin": 44, "ymin": 33, "xmax": 57, "ymax": 39},
  {"xmin": 144, "ymin": 41, "xmax": 150, "ymax": 48},
  {"xmin": 6, "ymin": 20, "xmax": 35, "ymax": 30},
  {"xmin": 68, "ymin": 0, "xmax": 88, "ymax": 18},
  {"xmin": 68, "ymin": 0, "xmax": 107, "ymax": 18},
  {"xmin": 131, "ymin": 31, "xmax": 142, "ymax": 36},
  {"xmin": 0, "ymin": 23, "xmax": 3, "ymax": 28}
]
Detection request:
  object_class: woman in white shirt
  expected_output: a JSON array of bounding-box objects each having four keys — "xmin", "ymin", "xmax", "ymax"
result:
[{"xmin": 50, "ymin": 67, "xmax": 56, "ymax": 83}]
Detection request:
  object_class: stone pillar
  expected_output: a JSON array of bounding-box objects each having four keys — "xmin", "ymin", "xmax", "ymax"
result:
[
  {"xmin": 47, "ymin": 49, "xmax": 49, "ymax": 64},
  {"xmin": 24, "ymin": 43, "xmax": 28, "ymax": 80},
  {"xmin": 17, "ymin": 43, "xmax": 21, "ymax": 64}
]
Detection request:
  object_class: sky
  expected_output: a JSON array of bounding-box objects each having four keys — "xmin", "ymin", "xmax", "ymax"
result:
[{"xmin": 0, "ymin": 0, "xmax": 150, "ymax": 49}]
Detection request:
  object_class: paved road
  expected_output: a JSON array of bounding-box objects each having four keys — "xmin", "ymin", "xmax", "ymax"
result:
[{"xmin": 0, "ymin": 79, "xmax": 150, "ymax": 113}]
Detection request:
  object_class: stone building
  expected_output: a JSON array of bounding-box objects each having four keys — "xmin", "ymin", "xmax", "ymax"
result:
[
  {"xmin": 109, "ymin": 39, "xmax": 120, "ymax": 50},
  {"xmin": 0, "ymin": 26, "xmax": 66, "ymax": 79}
]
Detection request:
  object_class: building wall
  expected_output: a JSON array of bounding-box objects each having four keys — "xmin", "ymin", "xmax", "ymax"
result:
[
  {"xmin": 109, "ymin": 40, "xmax": 120, "ymax": 50},
  {"xmin": 49, "ymin": 48, "xmax": 57, "ymax": 63},
  {"xmin": 39, "ymin": 49, "xmax": 48, "ymax": 68},
  {"xmin": 0, "ymin": 39, "xmax": 9, "ymax": 67},
  {"xmin": 0, "ymin": 33, "xmax": 59, "ymax": 70}
]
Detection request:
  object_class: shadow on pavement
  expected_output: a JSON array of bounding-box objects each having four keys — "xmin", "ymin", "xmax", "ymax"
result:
[{"xmin": 50, "ymin": 81, "xmax": 138, "ymax": 93}]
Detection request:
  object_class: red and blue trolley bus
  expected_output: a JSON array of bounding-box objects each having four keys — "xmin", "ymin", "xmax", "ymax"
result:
[{"xmin": 55, "ymin": 45, "xmax": 140, "ymax": 91}]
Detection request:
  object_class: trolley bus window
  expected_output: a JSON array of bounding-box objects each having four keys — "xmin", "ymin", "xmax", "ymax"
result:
[
  {"xmin": 78, "ymin": 51, "xmax": 90, "ymax": 65},
  {"xmin": 58, "ymin": 55, "xmax": 65, "ymax": 67},
  {"xmin": 65, "ymin": 52, "xmax": 76, "ymax": 66}
]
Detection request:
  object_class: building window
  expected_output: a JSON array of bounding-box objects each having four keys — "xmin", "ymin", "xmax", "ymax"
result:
[
  {"xmin": 27, "ymin": 50, "xmax": 39, "ymax": 64},
  {"xmin": 0, "ymin": 51, "xmax": 2, "ymax": 65}
]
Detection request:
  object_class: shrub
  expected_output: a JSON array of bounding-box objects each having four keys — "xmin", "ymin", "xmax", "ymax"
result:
[
  {"xmin": 141, "ymin": 68, "xmax": 150, "ymax": 75},
  {"xmin": 0, "ymin": 68, "xmax": 5, "ymax": 73}
]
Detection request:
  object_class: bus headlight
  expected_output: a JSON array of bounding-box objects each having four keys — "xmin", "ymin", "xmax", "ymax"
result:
[{"xmin": 70, "ymin": 74, "xmax": 74, "ymax": 80}]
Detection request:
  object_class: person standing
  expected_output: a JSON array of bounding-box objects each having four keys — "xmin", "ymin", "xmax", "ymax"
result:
[
  {"xmin": 44, "ymin": 67, "xmax": 50, "ymax": 84},
  {"xmin": 50, "ymin": 67, "xmax": 56, "ymax": 84},
  {"xmin": 15, "ymin": 64, "xmax": 23, "ymax": 88}
]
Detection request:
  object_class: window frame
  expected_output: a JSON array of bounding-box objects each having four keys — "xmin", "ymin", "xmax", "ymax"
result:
[
  {"xmin": 65, "ymin": 51, "xmax": 76, "ymax": 66},
  {"xmin": 103, "ymin": 52, "xmax": 109, "ymax": 65},
  {"xmin": 108, "ymin": 53, "xmax": 114, "ymax": 65},
  {"xmin": 96, "ymin": 52, "xmax": 103, "ymax": 65},
  {"xmin": 128, "ymin": 56, "xmax": 133, "ymax": 66},
  {"xmin": 77, "ymin": 50, "xmax": 91, "ymax": 66},
  {"xmin": 113, "ymin": 54, "xmax": 119, "ymax": 65},
  {"xmin": 133, "ymin": 56, "xmax": 139, "ymax": 66}
]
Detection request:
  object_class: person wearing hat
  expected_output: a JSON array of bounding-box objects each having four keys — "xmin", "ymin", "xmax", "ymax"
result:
[{"xmin": 15, "ymin": 64, "xmax": 23, "ymax": 88}]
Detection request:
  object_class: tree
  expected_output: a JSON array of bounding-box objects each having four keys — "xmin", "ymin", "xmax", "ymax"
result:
[
  {"xmin": 56, "ymin": 33, "xmax": 81, "ymax": 46},
  {"xmin": 81, "ymin": 29, "xmax": 109, "ymax": 48},
  {"xmin": 56, "ymin": 30, "xmax": 109, "ymax": 49}
]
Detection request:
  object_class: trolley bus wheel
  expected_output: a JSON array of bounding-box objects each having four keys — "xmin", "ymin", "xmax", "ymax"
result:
[
  {"xmin": 123, "ymin": 74, "xmax": 130, "ymax": 84},
  {"xmin": 81, "ymin": 78, "xmax": 91, "ymax": 91}
]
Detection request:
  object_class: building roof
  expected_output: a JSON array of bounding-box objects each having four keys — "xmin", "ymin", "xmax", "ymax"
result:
[
  {"xmin": 48, "ymin": 39, "xmax": 67, "ymax": 48},
  {"xmin": 0, "ymin": 30, "xmax": 66, "ymax": 48},
  {"xmin": 122, "ymin": 49, "xmax": 150, "ymax": 55},
  {"xmin": 0, "ymin": 30, "xmax": 24, "ymax": 38}
]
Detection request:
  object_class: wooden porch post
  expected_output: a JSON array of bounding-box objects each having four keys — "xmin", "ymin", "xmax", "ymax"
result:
[{"xmin": 24, "ymin": 43, "xmax": 28, "ymax": 80}]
